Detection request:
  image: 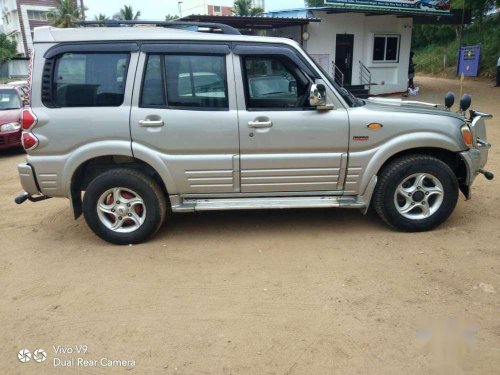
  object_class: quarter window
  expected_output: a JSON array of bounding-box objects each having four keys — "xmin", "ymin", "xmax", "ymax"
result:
[
  {"xmin": 53, "ymin": 53, "xmax": 129, "ymax": 107},
  {"xmin": 242, "ymin": 56, "xmax": 311, "ymax": 110},
  {"xmin": 372, "ymin": 35, "xmax": 400, "ymax": 63},
  {"xmin": 141, "ymin": 54, "xmax": 228, "ymax": 110}
]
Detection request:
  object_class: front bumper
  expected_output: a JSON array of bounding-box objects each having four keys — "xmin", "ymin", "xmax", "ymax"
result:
[{"xmin": 459, "ymin": 112, "xmax": 493, "ymax": 198}]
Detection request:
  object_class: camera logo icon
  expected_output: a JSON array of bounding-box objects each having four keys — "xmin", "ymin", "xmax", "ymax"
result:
[
  {"xmin": 33, "ymin": 349, "xmax": 47, "ymax": 363},
  {"xmin": 17, "ymin": 348, "xmax": 47, "ymax": 364},
  {"xmin": 17, "ymin": 349, "xmax": 31, "ymax": 363}
]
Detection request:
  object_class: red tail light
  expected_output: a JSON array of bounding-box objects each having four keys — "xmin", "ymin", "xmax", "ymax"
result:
[
  {"xmin": 22, "ymin": 132, "xmax": 39, "ymax": 151},
  {"xmin": 21, "ymin": 108, "xmax": 37, "ymax": 131}
]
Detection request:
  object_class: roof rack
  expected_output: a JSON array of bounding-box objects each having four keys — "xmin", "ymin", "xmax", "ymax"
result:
[{"xmin": 75, "ymin": 20, "xmax": 242, "ymax": 35}]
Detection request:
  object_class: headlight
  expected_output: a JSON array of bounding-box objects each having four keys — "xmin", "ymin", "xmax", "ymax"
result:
[
  {"xmin": 0, "ymin": 122, "xmax": 21, "ymax": 132},
  {"xmin": 461, "ymin": 124, "xmax": 473, "ymax": 148}
]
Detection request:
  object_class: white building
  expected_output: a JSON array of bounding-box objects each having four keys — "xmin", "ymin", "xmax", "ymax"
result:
[
  {"xmin": 266, "ymin": 3, "xmax": 452, "ymax": 95},
  {"xmin": 268, "ymin": 10, "xmax": 413, "ymax": 95},
  {"xmin": 179, "ymin": 0, "xmax": 265, "ymax": 17},
  {"xmin": 1, "ymin": 0, "xmax": 60, "ymax": 57}
]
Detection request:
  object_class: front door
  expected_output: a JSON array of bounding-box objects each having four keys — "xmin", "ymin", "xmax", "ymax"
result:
[
  {"xmin": 233, "ymin": 47, "xmax": 349, "ymax": 194},
  {"xmin": 130, "ymin": 44, "xmax": 240, "ymax": 195},
  {"xmin": 335, "ymin": 34, "xmax": 354, "ymax": 85}
]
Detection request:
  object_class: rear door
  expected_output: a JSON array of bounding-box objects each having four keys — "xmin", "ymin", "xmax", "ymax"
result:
[
  {"xmin": 233, "ymin": 44, "xmax": 349, "ymax": 193},
  {"xmin": 130, "ymin": 44, "xmax": 240, "ymax": 195}
]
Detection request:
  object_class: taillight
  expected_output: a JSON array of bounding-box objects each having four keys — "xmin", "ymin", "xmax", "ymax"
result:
[
  {"xmin": 22, "ymin": 132, "xmax": 39, "ymax": 151},
  {"xmin": 21, "ymin": 108, "xmax": 37, "ymax": 131}
]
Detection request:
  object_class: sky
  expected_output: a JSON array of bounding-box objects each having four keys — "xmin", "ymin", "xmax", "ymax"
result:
[{"xmin": 83, "ymin": 0, "xmax": 306, "ymax": 19}]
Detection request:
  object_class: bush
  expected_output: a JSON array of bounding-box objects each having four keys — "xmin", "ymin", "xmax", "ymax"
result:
[{"xmin": 413, "ymin": 13, "xmax": 500, "ymax": 76}]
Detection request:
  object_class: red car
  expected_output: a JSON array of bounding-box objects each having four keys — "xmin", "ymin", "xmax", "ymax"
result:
[{"xmin": 0, "ymin": 85, "xmax": 23, "ymax": 150}]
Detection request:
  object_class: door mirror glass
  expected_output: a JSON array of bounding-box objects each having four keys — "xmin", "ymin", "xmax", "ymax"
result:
[{"xmin": 309, "ymin": 84, "xmax": 327, "ymax": 107}]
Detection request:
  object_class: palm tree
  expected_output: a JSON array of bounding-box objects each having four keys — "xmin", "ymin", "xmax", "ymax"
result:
[
  {"xmin": 114, "ymin": 5, "xmax": 141, "ymax": 21},
  {"xmin": 165, "ymin": 14, "xmax": 178, "ymax": 21},
  {"xmin": 232, "ymin": 0, "xmax": 264, "ymax": 16},
  {"xmin": 95, "ymin": 13, "xmax": 109, "ymax": 21},
  {"xmin": 47, "ymin": 0, "xmax": 85, "ymax": 28},
  {"xmin": 94, "ymin": 13, "xmax": 109, "ymax": 26}
]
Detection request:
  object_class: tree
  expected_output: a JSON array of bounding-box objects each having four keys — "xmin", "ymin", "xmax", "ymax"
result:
[
  {"xmin": 305, "ymin": 0, "xmax": 326, "ymax": 6},
  {"xmin": 0, "ymin": 33, "xmax": 18, "ymax": 63},
  {"xmin": 232, "ymin": 0, "xmax": 264, "ymax": 16},
  {"xmin": 94, "ymin": 13, "xmax": 109, "ymax": 21},
  {"xmin": 93, "ymin": 13, "xmax": 109, "ymax": 26},
  {"xmin": 47, "ymin": 0, "xmax": 86, "ymax": 28},
  {"xmin": 165, "ymin": 14, "xmax": 178, "ymax": 21},
  {"xmin": 79, "ymin": 0, "xmax": 85, "ymax": 20},
  {"xmin": 114, "ymin": 5, "xmax": 141, "ymax": 21}
]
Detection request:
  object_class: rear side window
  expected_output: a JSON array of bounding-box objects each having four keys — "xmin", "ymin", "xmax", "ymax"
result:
[
  {"xmin": 141, "ymin": 54, "xmax": 228, "ymax": 110},
  {"xmin": 52, "ymin": 53, "xmax": 130, "ymax": 107}
]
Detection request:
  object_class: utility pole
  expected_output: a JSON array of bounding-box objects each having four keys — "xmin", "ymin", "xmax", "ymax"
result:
[
  {"xmin": 80, "ymin": 0, "xmax": 85, "ymax": 20},
  {"xmin": 178, "ymin": 1, "xmax": 183, "ymax": 17},
  {"xmin": 458, "ymin": 0, "xmax": 466, "ymax": 48}
]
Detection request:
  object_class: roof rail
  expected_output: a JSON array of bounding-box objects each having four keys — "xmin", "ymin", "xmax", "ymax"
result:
[{"xmin": 74, "ymin": 20, "xmax": 242, "ymax": 35}]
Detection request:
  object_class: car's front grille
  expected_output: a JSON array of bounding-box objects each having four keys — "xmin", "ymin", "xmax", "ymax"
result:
[
  {"xmin": 9, "ymin": 135, "xmax": 20, "ymax": 144},
  {"xmin": 0, "ymin": 134, "xmax": 21, "ymax": 146}
]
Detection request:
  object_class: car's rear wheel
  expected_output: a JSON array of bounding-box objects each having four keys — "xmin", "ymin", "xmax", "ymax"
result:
[
  {"xmin": 373, "ymin": 155, "xmax": 459, "ymax": 232},
  {"xmin": 83, "ymin": 169, "xmax": 167, "ymax": 245}
]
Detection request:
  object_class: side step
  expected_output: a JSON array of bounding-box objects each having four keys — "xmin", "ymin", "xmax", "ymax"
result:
[{"xmin": 173, "ymin": 196, "xmax": 367, "ymax": 212}]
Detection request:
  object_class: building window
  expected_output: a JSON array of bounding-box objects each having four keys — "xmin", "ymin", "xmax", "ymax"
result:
[
  {"xmin": 213, "ymin": 5, "xmax": 221, "ymax": 14},
  {"xmin": 27, "ymin": 10, "xmax": 49, "ymax": 21},
  {"xmin": 372, "ymin": 35, "xmax": 400, "ymax": 63}
]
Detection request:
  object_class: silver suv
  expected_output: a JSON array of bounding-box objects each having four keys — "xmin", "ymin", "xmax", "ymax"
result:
[{"xmin": 15, "ymin": 23, "xmax": 493, "ymax": 245}]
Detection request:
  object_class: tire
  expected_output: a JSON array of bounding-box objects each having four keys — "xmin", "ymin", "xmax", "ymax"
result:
[
  {"xmin": 83, "ymin": 168, "xmax": 167, "ymax": 245},
  {"xmin": 373, "ymin": 155, "xmax": 459, "ymax": 232}
]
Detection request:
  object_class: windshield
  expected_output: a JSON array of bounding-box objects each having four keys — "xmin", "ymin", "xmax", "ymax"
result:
[
  {"xmin": 303, "ymin": 50, "xmax": 365, "ymax": 108},
  {"xmin": 0, "ymin": 89, "xmax": 22, "ymax": 110}
]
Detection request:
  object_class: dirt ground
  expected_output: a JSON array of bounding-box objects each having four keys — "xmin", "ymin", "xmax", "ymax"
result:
[{"xmin": 1, "ymin": 76, "xmax": 499, "ymax": 375}]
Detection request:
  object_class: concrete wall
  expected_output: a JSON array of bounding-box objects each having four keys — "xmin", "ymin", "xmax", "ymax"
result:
[{"xmin": 0, "ymin": 59, "xmax": 29, "ymax": 79}]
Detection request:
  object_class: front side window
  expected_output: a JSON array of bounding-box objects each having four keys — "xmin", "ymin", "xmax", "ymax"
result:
[
  {"xmin": 242, "ymin": 56, "xmax": 310, "ymax": 110},
  {"xmin": 141, "ymin": 54, "xmax": 228, "ymax": 110},
  {"xmin": 372, "ymin": 35, "xmax": 400, "ymax": 63},
  {"xmin": 53, "ymin": 53, "xmax": 130, "ymax": 107}
]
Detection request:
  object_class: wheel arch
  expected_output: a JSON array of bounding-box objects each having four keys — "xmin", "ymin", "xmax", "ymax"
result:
[
  {"xmin": 70, "ymin": 155, "xmax": 172, "ymax": 219},
  {"xmin": 376, "ymin": 147, "xmax": 468, "ymax": 197},
  {"xmin": 355, "ymin": 132, "xmax": 466, "ymax": 198}
]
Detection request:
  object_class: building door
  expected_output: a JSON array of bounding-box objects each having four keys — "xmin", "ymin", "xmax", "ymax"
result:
[{"xmin": 335, "ymin": 34, "xmax": 354, "ymax": 85}]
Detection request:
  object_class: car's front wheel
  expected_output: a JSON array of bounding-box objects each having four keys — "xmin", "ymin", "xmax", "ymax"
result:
[
  {"xmin": 83, "ymin": 169, "xmax": 167, "ymax": 245},
  {"xmin": 373, "ymin": 155, "xmax": 459, "ymax": 232}
]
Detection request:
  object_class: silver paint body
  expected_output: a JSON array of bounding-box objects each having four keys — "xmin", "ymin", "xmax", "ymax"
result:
[{"xmin": 18, "ymin": 26, "xmax": 490, "ymax": 212}]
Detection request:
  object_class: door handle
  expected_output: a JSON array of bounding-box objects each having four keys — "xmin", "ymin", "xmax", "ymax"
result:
[
  {"xmin": 139, "ymin": 120, "xmax": 164, "ymax": 128},
  {"xmin": 248, "ymin": 120, "xmax": 273, "ymax": 129}
]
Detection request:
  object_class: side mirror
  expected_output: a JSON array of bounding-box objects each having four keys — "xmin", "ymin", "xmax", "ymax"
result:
[{"xmin": 309, "ymin": 84, "xmax": 327, "ymax": 107}]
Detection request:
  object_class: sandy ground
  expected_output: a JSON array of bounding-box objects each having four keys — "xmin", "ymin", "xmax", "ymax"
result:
[{"xmin": 0, "ymin": 76, "xmax": 499, "ymax": 375}]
